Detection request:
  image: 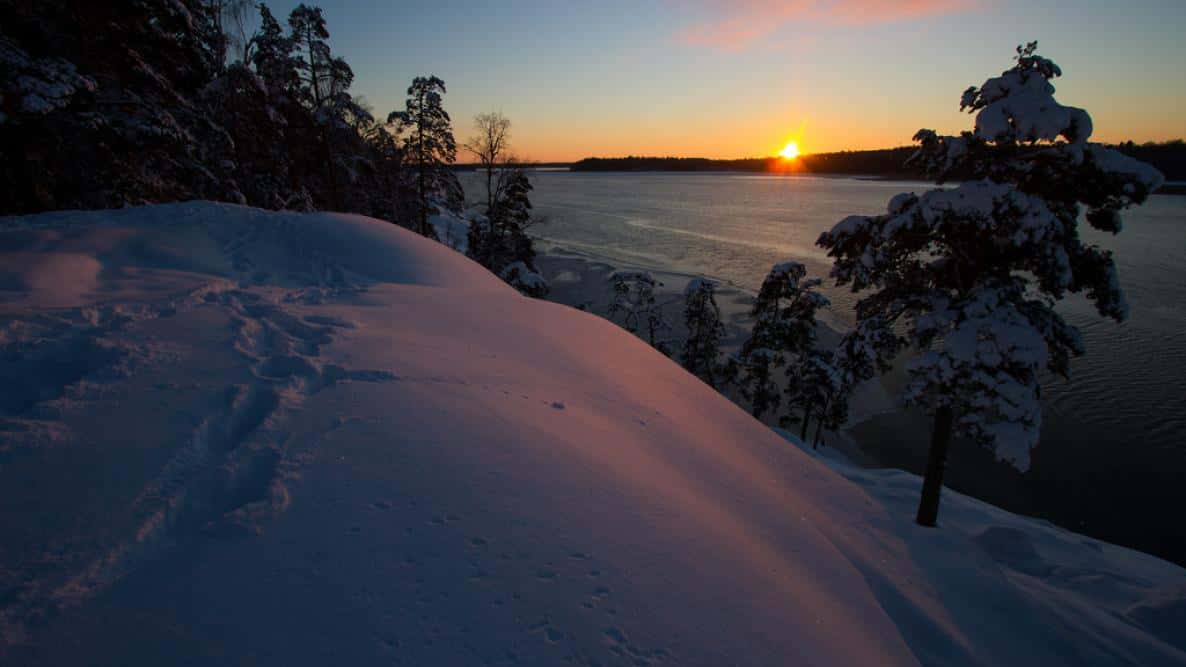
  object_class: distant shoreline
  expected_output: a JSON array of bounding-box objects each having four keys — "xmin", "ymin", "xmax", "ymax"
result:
[
  {"xmin": 457, "ymin": 164, "xmax": 1186, "ymax": 196},
  {"xmin": 453, "ymin": 147, "xmax": 1186, "ymax": 195},
  {"xmin": 548, "ymin": 143, "xmax": 1186, "ymax": 193}
]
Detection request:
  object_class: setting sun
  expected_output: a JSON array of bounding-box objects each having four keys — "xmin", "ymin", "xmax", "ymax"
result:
[{"xmin": 779, "ymin": 140, "xmax": 801, "ymax": 160}]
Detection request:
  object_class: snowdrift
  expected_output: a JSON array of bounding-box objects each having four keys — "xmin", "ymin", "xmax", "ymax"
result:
[{"xmin": 0, "ymin": 202, "xmax": 1182, "ymax": 666}]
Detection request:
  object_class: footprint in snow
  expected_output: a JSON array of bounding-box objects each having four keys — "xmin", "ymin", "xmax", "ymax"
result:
[{"xmin": 550, "ymin": 401, "xmax": 565, "ymax": 410}]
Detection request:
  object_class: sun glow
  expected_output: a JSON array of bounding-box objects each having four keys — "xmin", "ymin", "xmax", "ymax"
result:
[{"xmin": 779, "ymin": 140, "xmax": 801, "ymax": 160}]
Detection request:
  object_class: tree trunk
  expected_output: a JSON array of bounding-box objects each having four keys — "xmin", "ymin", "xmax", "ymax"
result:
[
  {"xmin": 915, "ymin": 406, "xmax": 955, "ymax": 527},
  {"xmin": 416, "ymin": 91, "xmax": 427, "ymax": 236},
  {"xmin": 813, "ymin": 415, "xmax": 824, "ymax": 448},
  {"xmin": 799, "ymin": 403, "xmax": 812, "ymax": 443},
  {"xmin": 321, "ymin": 129, "xmax": 340, "ymax": 211},
  {"xmin": 486, "ymin": 163, "xmax": 494, "ymax": 212}
]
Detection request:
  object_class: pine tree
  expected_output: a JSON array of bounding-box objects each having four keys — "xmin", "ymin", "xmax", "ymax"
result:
[
  {"xmin": 390, "ymin": 76, "xmax": 456, "ymax": 236},
  {"xmin": 287, "ymin": 4, "xmax": 373, "ymax": 211},
  {"xmin": 251, "ymin": 5, "xmax": 301, "ymax": 95},
  {"xmin": 739, "ymin": 262, "xmax": 829, "ymax": 421},
  {"xmin": 489, "ymin": 167, "xmax": 547, "ymax": 297},
  {"xmin": 0, "ymin": 0, "xmax": 240, "ymax": 211},
  {"xmin": 608, "ymin": 271, "xmax": 672, "ymax": 355},
  {"xmin": 501, "ymin": 261, "xmax": 550, "ymax": 298},
  {"xmin": 212, "ymin": 3, "xmax": 302, "ymax": 210},
  {"xmin": 365, "ymin": 119, "xmax": 407, "ymax": 221},
  {"xmin": 785, "ymin": 349, "xmax": 841, "ymax": 447},
  {"xmin": 680, "ymin": 278, "xmax": 727, "ymax": 388},
  {"xmin": 817, "ymin": 43, "xmax": 1164, "ymax": 527},
  {"xmin": 738, "ymin": 348, "xmax": 782, "ymax": 419},
  {"xmin": 821, "ymin": 314, "xmax": 902, "ymax": 439}
]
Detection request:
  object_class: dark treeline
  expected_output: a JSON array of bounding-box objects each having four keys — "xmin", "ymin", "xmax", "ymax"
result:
[
  {"xmin": 453, "ymin": 162, "xmax": 571, "ymax": 171},
  {"xmin": 571, "ymin": 149, "xmax": 922, "ymax": 176},
  {"xmin": 1115, "ymin": 140, "xmax": 1186, "ymax": 182},
  {"xmin": 0, "ymin": 0, "xmax": 462, "ymax": 230},
  {"xmin": 573, "ymin": 141, "xmax": 1186, "ymax": 184},
  {"xmin": 573, "ymin": 156, "xmax": 774, "ymax": 172}
]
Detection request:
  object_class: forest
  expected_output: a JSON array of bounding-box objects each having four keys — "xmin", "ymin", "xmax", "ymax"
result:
[
  {"xmin": 1, "ymin": 0, "xmax": 549, "ymax": 293},
  {"xmin": 1, "ymin": 1, "xmax": 456, "ymax": 223}
]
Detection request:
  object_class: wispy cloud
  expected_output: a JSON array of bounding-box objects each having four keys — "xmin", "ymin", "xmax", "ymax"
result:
[{"xmin": 672, "ymin": 0, "xmax": 974, "ymax": 51}]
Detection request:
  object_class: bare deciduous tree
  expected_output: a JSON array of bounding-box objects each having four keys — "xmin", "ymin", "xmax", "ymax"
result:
[{"xmin": 464, "ymin": 112, "xmax": 512, "ymax": 211}]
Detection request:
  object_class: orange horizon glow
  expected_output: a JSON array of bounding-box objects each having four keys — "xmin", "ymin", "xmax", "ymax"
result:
[{"xmin": 496, "ymin": 108, "xmax": 1181, "ymax": 163}]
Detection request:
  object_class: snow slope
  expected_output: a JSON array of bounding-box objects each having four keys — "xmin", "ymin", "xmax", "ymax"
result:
[{"xmin": 0, "ymin": 202, "xmax": 1182, "ymax": 666}]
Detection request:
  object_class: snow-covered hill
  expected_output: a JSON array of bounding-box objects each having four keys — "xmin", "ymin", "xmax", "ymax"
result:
[{"xmin": 0, "ymin": 203, "xmax": 1182, "ymax": 666}]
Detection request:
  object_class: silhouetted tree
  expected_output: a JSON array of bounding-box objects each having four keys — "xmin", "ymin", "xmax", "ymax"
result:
[
  {"xmin": 288, "ymin": 4, "xmax": 373, "ymax": 210},
  {"xmin": 390, "ymin": 75, "xmax": 456, "ymax": 236},
  {"xmin": 0, "ymin": 0, "xmax": 440, "ymax": 227},
  {"xmin": 680, "ymin": 278, "xmax": 727, "ymax": 388},
  {"xmin": 785, "ymin": 349, "xmax": 840, "ymax": 446},
  {"xmin": 608, "ymin": 271, "xmax": 672, "ymax": 355},
  {"xmin": 738, "ymin": 262, "xmax": 828, "ymax": 422},
  {"xmin": 464, "ymin": 112, "xmax": 512, "ymax": 212}
]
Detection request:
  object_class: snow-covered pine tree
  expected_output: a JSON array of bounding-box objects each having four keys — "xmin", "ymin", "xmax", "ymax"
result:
[
  {"xmin": 390, "ymin": 76, "xmax": 457, "ymax": 237},
  {"xmin": 738, "ymin": 348, "xmax": 782, "ymax": 419},
  {"xmin": 468, "ymin": 168, "xmax": 528, "ymax": 267},
  {"xmin": 680, "ymin": 278, "xmax": 727, "ymax": 388},
  {"xmin": 1, "ymin": 1, "xmax": 410, "ymax": 222},
  {"xmin": 0, "ymin": 0, "xmax": 240, "ymax": 212},
  {"xmin": 739, "ymin": 261, "xmax": 829, "ymax": 420},
  {"xmin": 608, "ymin": 271, "xmax": 672, "ymax": 356},
  {"xmin": 501, "ymin": 261, "xmax": 549, "ymax": 299},
  {"xmin": 785, "ymin": 349, "xmax": 841, "ymax": 447},
  {"xmin": 817, "ymin": 43, "xmax": 1164, "ymax": 527},
  {"xmin": 493, "ymin": 169, "xmax": 546, "ymax": 296},
  {"xmin": 822, "ymin": 314, "xmax": 902, "ymax": 439}
]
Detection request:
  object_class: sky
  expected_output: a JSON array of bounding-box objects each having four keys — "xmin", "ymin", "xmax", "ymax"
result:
[{"xmin": 261, "ymin": 0, "xmax": 1186, "ymax": 162}]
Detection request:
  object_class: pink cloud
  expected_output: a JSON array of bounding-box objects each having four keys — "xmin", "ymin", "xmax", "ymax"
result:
[{"xmin": 673, "ymin": 0, "xmax": 975, "ymax": 51}]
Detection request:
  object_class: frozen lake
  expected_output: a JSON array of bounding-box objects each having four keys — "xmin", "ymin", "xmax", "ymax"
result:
[{"xmin": 494, "ymin": 170, "xmax": 1186, "ymax": 565}]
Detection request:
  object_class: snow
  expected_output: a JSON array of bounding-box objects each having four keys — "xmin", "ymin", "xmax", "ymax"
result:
[
  {"xmin": 821, "ymin": 179, "xmax": 1082, "ymax": 295},
  {"xmin": 778, "ymin": 430, "xmax": 1186, "ymax": 666},
  {"xmin": 964, "ymin": 65, "xmax": 1091, "ymax": 145},
  {"xmin": 1086, "ymin": 145, "xmax": 1167, "ymax": 193},
  {"xmin": 905, "ymin": 290, "xmax": 1051, "ymax": 470},
  {"xmin": 1, "ymin": 202, "xmax": 1183, "ymax": 665},
  {"xmin": 428, "ymin": 207, "xmax": 471, "ymax": 253},
  {"xmin": 500, "ymin": 260, "xmax": 549, "ymax": 296},
  {"xmin": 0, "ymin": 35, "xmax": 97, "ymax": 122}
]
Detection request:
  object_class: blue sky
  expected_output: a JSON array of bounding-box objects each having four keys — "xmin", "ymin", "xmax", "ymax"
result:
[{"xmin": 261, "ymin": 0, "xmax": 1186, "ymax": 161}]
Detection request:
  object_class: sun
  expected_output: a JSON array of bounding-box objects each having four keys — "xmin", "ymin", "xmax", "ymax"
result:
[{"xmin": 779, "ymin": 140, "xmax": 800, "ymax": 160}]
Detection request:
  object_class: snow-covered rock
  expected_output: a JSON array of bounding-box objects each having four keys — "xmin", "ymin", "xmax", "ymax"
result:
[{"xmin": 0, "ymin": 203, "xmax": 1182, "ymax": 665}]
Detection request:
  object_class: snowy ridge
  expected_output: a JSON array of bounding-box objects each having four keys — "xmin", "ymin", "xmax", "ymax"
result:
[{"xmin": 0, "ymin": 203, "xmax": 1183, "ymax": 665}]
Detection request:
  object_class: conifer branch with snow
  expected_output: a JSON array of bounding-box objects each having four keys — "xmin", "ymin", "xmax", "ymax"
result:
[
  {"xmin": 680, "ymin": 278, "xmax": 727, "ymax": 388},
  {"xmin": 608, "ymin": 271, "xmax": 673, "ymax": 356}
]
